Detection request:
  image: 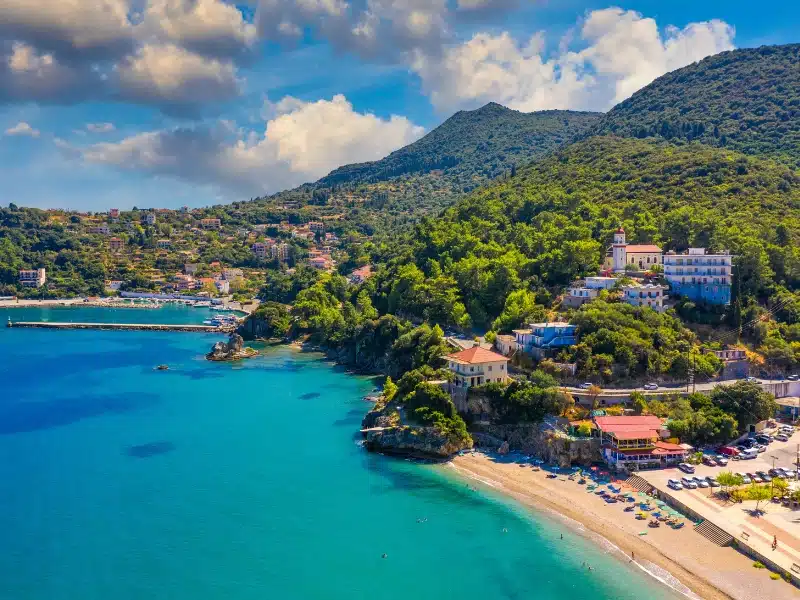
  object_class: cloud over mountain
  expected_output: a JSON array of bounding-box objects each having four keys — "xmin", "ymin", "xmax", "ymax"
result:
[{"xmin": 70, "ymin": 94, "xmax": 424, "ymax": 195}]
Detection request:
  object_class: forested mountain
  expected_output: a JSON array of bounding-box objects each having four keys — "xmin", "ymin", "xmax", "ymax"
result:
[
  {"xmin": 319, "ymin": 103, "xmax": 601, "ymax": 188},
  {"xmin": 247, "ymin": 104, "xmax": 601, "ymax": 221},
  {"xmin": 367, "ymin": 136, "xmax": 799, "ymax": 329},
  {"xmin": 594, "ymin": 44, "xmax": 800, "ymax": 166}
]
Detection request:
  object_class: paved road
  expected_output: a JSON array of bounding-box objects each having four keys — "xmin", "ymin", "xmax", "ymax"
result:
[{"xmin": 563, "ymin": 377, "xmax": 794, "ymax": 396}]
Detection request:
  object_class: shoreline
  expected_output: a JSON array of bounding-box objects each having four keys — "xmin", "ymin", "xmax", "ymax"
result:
[{"xmin": 448, "ymin": 453, "xmax": 798, "ymax": 600}]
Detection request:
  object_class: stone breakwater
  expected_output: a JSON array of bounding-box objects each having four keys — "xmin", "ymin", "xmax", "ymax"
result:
[{"xmin": 6, "ymin": 321, "xmax": 232, "ymax": 333}]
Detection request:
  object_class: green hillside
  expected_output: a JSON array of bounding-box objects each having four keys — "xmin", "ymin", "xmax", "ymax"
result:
[
  {"xmin": 368, "ymin": 136, "xmax": 799, "ymax": 327},
  {"xmin": 249, "ymin": 104, "xmax": 601, "ymax": 221},
  {"xmin": 319, "ymin": 103, "xmax": 601, "ymax": 189},
  {"xmin": 594, "ymin": 44, "xmax": 800, "ymax": 166}
]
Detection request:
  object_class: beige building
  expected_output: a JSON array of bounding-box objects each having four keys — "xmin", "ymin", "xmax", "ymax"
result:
[
  {"xmin": 604, "ymin": 228, "xmax": 662, "ymax": 272},
  {"xmin": 447, "ymin": 346, "xmax": 509, "ymax": 389},
  {"xmin": 109, "ymin": 237, "xmax": 125, "ymax": 252},
  {"xmin": 19, "ymin": 268, "xmax": 46, "ymax": 288},
  {"xmin": 620, "ymin": 283, "xmax": 667, "ymax": 312}
]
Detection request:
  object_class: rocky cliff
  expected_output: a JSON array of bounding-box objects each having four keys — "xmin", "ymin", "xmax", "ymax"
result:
[
  {"xmin": 361, "ymin": 402, "xmax": 472, "ymax": 459},
  {"xmin": 471, "ymin": 423, "xmax": 600, "ymax": 468}
]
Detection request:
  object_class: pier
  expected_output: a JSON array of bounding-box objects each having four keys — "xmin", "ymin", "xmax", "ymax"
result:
[{"xmin": 6, "ymin": 321, "xmax": 233, "ymax": 333}]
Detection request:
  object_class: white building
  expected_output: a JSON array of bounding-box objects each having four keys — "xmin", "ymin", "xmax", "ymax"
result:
[
  {"xmin": 215, "ymin": 280, "xmax": 230, "ymax": 294},
  {"xmin": 19, "ymin": 268, "xmax": 46, "ymax": 288},
  {"xmin": 663, "ymin": 248, "xmax": 734, "ymax": 305},
  {"xmin": 156, "ymin": 239, "xmax": 171, "ymax": 249},
  {"xmin": 620, "ymin": 283, "xmax": 667, "ymax": 312},
  {"xmin": 447, "ymin": 346, "xmax": 510, "ymax": 389},
  {"xmin": 105, "ymin": 280, "xmax": 123, "ymax": 291},
  {"xmin": 564, "ymin": 276, "xmax": 617, "ymax": 307},
  {"xmin": 604, "ymin": 228, "xmax": 662, "ymax": 273},
  {"xmin": 142, "ymin": 212, "xmax": 156, "ymax": 225},
  {"xmin": 89, "ymin": 225, "xmax": 110, "ymax": 235},
  {"xmin": 271, "ymin": 243, "xmax": 290, "ymax": 262}
]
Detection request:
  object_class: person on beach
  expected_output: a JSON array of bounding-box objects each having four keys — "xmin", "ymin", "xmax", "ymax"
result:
[{"xmin": 773, "ymin": 536, "xmax": 778, "ymax": 551}]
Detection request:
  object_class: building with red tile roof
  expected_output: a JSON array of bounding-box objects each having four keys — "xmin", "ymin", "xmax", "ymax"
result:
[
  {"xmin": 446, "ymin": 346, "xmax": 509, "ymax": 389},
  {"xmin": 593, "ymin": 415, "xmax": 687, "ymax": 471}
]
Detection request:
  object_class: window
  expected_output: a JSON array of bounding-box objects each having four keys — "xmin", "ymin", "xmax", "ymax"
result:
[
  {"xmin": 488, "ymin": 365, "xmax": 493, "ymax": 372},
  {"xmin": 500, "ymin": 364, "xmax": 505, "ymax": 370},
  {"xmin": 470, "ymin": 366, "xmax": 474, "ymax": 372}
]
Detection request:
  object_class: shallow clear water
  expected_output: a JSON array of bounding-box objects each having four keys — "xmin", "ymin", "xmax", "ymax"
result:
[{"xmin": 0, "ymin": 309, "xmax": 684, "ymax": 600}]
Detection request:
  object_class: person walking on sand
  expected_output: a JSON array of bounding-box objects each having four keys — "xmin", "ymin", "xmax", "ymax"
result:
[{"xmin": 773, "ymin": 536, "xmax": 778, "ymax": 551}]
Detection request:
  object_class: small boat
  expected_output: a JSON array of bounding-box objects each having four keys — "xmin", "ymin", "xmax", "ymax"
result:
[
  {"xmin": 531, "ymin": 465, "xmax": 540, "ymax": 472},
  {"xmin": 155, "ymin": 364, "xmax": 169, "ymax": 371}
]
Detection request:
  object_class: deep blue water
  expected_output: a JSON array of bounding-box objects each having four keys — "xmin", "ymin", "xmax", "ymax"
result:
[{"xmin": 0, "ymin": 309, "xmax": 684, "ymax": 600}]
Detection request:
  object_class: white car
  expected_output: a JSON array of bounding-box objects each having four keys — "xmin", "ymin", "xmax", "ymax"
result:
[
  {"xmin": 748, "ymin": 473, "xmax": 763, "ymax": 483},
  {"xmin": 776, "ymin": 434, "xmax": 789, "ymax": 442},
  {"xmin": 667, "ymin": 479, "xmax": 683, "ymax": 490},
  {"xmin": 643, "ymin": 383, "xmax": 659, "ymax": 391},
  {"xmin": 678, "ymin": 462, "xmax": 695, "ymax": 474},
  {"xmin": 692, "ymin": 476, "xmax": 710, "ymax": 488},
  {"xmin": 680, "ymin": 477, "xmax": 698, "ymax": 489},
  {"xmin": 737, "ymin": 473, "xmax": 752, "ymax": 484},
  {"xmin": 705, "ymin": 476, "xmax": 720, "ymax": 488}
]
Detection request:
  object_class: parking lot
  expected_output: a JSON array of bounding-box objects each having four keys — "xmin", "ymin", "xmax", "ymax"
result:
[{"xmin": 640, "ymin": 425, "xmax": 800, "ymax": 579}]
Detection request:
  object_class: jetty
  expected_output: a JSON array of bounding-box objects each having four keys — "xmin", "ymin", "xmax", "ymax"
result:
[{"xmin": 6, "ymin": 321, "xmax": 232, "ymax": 333}]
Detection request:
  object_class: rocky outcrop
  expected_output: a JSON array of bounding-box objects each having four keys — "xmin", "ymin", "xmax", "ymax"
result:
[
  {"xmin": 363, "ymin": 425, "xmax": 472, "ymax": 459},
  {"xmin": 361, "ymin": 401, "xmax": 472, "ymax": 459},
  {"xmin": 206, "ymin": 333, "xmax": 259, "ymax": 362},
  {"xmin": 471, "ymin": 423, "xmax": 601, "ymax": 468},
  {"xmin": 237, "ymin": 317, "xmax": 278, "ymax": 341}
]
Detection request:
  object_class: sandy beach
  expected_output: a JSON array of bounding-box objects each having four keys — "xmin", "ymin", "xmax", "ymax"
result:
[{"xmin": 450, "ymin": 452, "xmax": 800, "ymax": 600}]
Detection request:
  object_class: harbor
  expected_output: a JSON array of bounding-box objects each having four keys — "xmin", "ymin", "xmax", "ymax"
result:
[{"xmin": 5, "ymin": 321, "xmax": 233, "ymax": 333}]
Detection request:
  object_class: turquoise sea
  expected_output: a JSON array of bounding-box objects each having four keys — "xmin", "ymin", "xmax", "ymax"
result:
[{"xmin": 0, "ymin": 307, "xmax": 685, "ymax": 600}]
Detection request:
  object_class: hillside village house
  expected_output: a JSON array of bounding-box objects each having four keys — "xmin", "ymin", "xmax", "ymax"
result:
[
  {"xmin": 348, "ymin": 265, "xmax": 373, "ymax": 284},
  {"xmin": 109, "ymin": 237, "xmax": 124, "ymax": 252},
  {"xmin": 308, "ymin": 221, "xmax": 324, "ymax": 232},
  {"xmin": 564, "ymin": 276, "xmax": 617, "ymax": 308},
  {"xmin": 514, "ymin": 322, "xmax": 578, "ymax": 359},
  {"xmin": 494, "ymin": 334, "xmax": 517, "ymax": 356},
  {"xmin": 446, "ymin": 346, "xmax": 509, "ymax": 389},
  {"xmin": 663, "ymin": 248, "xmax": 734, "ymax": 305},
  {"xmin": 89, "ymin": 225, "xmax": 110, "ymax": 235},
  {"xmin": 142, "ymin": 212, "xmax": 156, "ymax": 225},
  {"xmin": 272, "ymin": 243, "xmax": 290, "ymax": 262},
  {"xmin": 157, "ymin": 239, "xmax": 171, "ymax": 249},
  {"xmin": 215, "ymin": 280, "xmax": 230, "ymax": 294},
  {"xmin": 105, "ymin": 280, "xmax": 123, "ymax": 292},
  {"xmin": 201, "ymin": 218, "xmax": 222, "ymax": 229},
  {"xmin": 19, "ymin": 268, "xmax": 46, "ymax": 288},
  {"xmin": 184, "ymin": 263, "xmax": 199, "ymax": 275},
  {"xmin": 604, "ymin": 228, "xmax": 663, "ymax": 273},
  {"xmin": 620, "ymin": 283, "xmax": 667, "ymax": 312},
  {"xmin": 594, "ymin": 415, "xmax": 688, "ymax": 471},
  {"xmin": 252, "ymin": 242, "xmax": 273, "ymax": 259},
  {"xmin": 109, "ymin": 208, "xmax": 119, "ymax": 222}
]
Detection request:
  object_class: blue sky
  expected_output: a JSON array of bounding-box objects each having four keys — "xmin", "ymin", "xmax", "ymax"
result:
[{"xmin": 0, "ymin": 1, "xmax": 795, "ymax": 212}]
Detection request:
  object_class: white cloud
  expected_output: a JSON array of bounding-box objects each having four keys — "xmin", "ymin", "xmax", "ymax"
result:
[
  {"xmin": 116, "ymin": 43, "xmax": 241, "ymax": 111},
  {"xmin": 413, "ymin": 8, "xmax": 735, "ymax": 113},
  {"xmin": 86, "ymin": 122, "xmax": 116, "ymax": 133},
  {"xmin": 4, "ymin": 121, "xmax": 40, "ymax": 137},
  {"xmin": 141, "ymin": 0, "xmax": 257, "ymax": 59},
  {"xmin": 74, "ymin": 94, "xmax": 424, "ymax": 195},
  {"xmin": 257, "ymin": 0, "xmax": 448, "ymax": 60},
  {"xmin": 0, "ymin": 42, "xmax": 92, "ymax": 102},
  {"xmin": 0, "ymin": 0, "xmax": 135, "ymax": 59}
]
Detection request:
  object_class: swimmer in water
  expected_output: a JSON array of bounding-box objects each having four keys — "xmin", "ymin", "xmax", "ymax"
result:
[{"xmin": 382, "ymin": 553, "xmax": 387, "ymax": 559}]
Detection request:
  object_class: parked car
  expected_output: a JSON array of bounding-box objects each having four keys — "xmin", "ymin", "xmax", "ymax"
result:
[
  {"xmin": 718, "ymin": 446, "xmax": 740, "ymax": 457},
  {"xmin": 756, "ymin": 445, "xmax": 767, "ymax": 453},
  {"xmin": 643, "ymin": 383, "xmax": 659, "ymax": 391},
  {"xmin": 755, "ymin": 435, "xmax": 772, "ymax": 445},
  {"xmin": 705, "ymin": 476, "xmax": 720, "ymax": 488},
  {"xmin": 748, "ymin": 473, "xmax": 763, "ymax": 483},
  {"xmin": 769, "ymin": 468, "xmax": 786, "ymax": 478},
  {"xmin": 692, "ymin": 476, "xmax": 710, "ymax": 488},
  {"xmin": 776, "ymin": 434, "xmax": 790, "ymax": 442},
  {"xmin": 740, "ymin": 449, "xmax": 758, "ymax": 460},
  {"xmin": 715, "ymin": 455, "xmax": 729, "ymax": 466},
  {"xmin": 678, "ymin": 463, "xmax": 695, "ymax": 474},
  {"xmin": 579, "ymin": 382, "xmax": 594, "ymax": 389},
  {"xmin": 702, "ymin": 455, "xmax": 718, "ymax": 467},
  {"xmin": 740, "ymin": 438, "xmax": 756, "ymax": 448},
  {"xmin": 667, "ymin": 479, "xmax": 683, "ymax": 491},
  {"xmin": 680, "ymin": 477, "xmax": 698, "ymax": 489},
  {"xmin": 736, "ymin": 473, "xmax": 752, "ymax": 484},
  {"xmin": 756, "ymin": 471, "xmax": 772, "ymax": 482},
  {"xmin": 788, "ymin": 374, "xmax": 799, "ymax": 381},
  {"xmin": 745, "ymin": 376, "xmax": 761, "ymax": 383},
  {"xmin": 784, "ymin": 469, "xmax": 797, "ymax": 479}
]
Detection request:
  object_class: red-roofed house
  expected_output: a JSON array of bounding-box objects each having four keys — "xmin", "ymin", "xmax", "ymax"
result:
[
  {"xmin": 593, "ymin": 415, "xmax": 687, "ymax": 470},
  {"xmin": 446, "ymin": 346, "xmax": 509, "ymax": 389},
  {"xmin": 604, "ymin": 228, "xmax": 663, "ymax": 272}
]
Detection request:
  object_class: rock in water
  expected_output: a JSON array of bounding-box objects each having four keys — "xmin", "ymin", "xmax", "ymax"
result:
[{"xmin": 206, "ymin": 333, "xmax": 258, "ymax": 362}]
